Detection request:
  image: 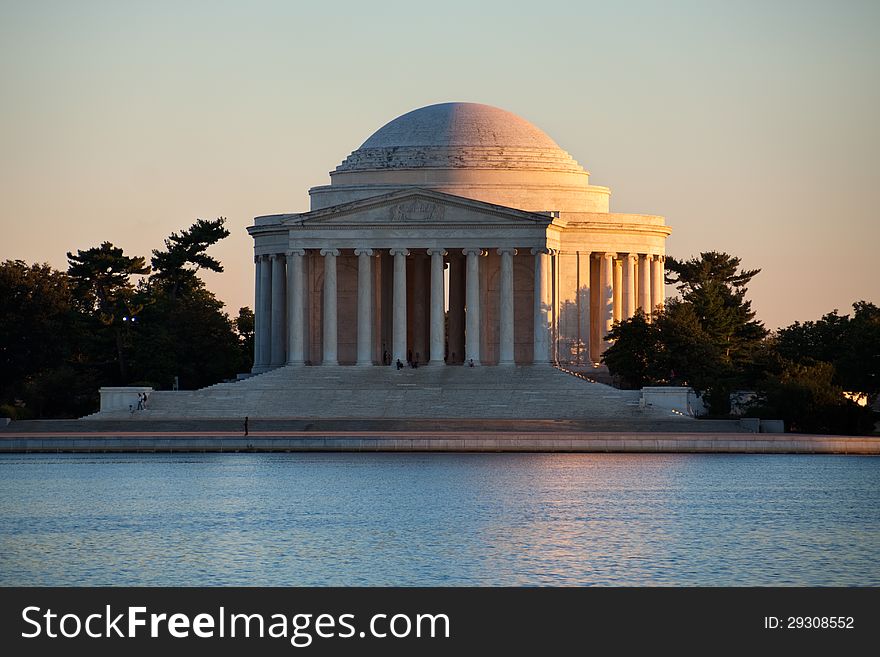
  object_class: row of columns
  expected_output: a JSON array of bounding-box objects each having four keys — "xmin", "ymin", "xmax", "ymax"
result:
[
  {"xmin": 596, "ymin": 252, "xmax": 665, "ymax": 337},
  {"xmin": 253, "ymin": 249, "xmax": 664, "ymax": 371}
]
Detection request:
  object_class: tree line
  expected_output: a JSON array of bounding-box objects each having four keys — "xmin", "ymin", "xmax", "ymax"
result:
[
  {"xmin": 602, "ymin": 252, "xmax": 879, "ymax": 435},
  {"xmin": 1, "ymin": 218, "xmax": 254, "ymax": 419}
]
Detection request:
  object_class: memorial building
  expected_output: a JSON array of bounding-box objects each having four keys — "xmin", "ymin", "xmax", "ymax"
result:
[{"xmin": 248, "ymin": 102, "xmax": 669, "ymax": 372}]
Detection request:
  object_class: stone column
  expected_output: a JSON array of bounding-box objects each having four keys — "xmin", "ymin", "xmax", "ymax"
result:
[
  {"xmin": 612, "ymin": 256, "xmax": 622, "ymax": 323},
  {"xmin": 463, "ymin": 248, "xmax": 482, "ymax": 366},
  {"xmin": 258, "ymin": 254, "xmax": 272, "ymax": 370},
  {"xmin": 390, "ymin": 248, "xmax": 409, "ymax": 365},
  {"xmin": 320, "ymin": 248, "xmax": 339, "ymax": 366},
  {"xmin": 447, "ymin": 255, "xmax": 465, "ymax": 363},
  {"xmin": 412, "ymin": 253, "xmax": 427, "ymax": 365},
  {"xmin": 252, "ymin": 255, "xmax": 264, "ymax": 373},
  {"xmin": 652, "ymin": 254, "xmax": 665, "ymax": 317},
  {"xmin": 270, "ymin": 254, "xmax": 286, "ymax": 367},
  {"xmin": 354, "ymin": 248, "xmax": 374, "ymax": 366},
  {"xmin": 638, "ymin": 253, "xmax": 651, "ymax": 316},
  {"xmin": 427, "ymin": 248, "xmax": 446, "ymax": 365},
  {"xmin": 577, "ymin": 251, "xmax": 591, "ymax": 364},
  {"xmin": 622, "ymin": 253, "xmax": 637, "ymax": 320},
  {"xmin": 286, "ymin": 249, "xmax": 305, "ymax": 365},
  {"xmin": 498, "ymin": 248, "xmax": 516, "ymax": 365},
  {"xmin": 600, "ymin": 252, "xmax": 615, "ymax": 342},
  {"xmin": 532, "ymin": 247, "xmax": 551, "ymax": 364}
]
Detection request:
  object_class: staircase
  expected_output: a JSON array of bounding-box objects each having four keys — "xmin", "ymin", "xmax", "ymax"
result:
[{"xmin": 87, "ymin": 364, "xmax": 697, "ymax": 421}]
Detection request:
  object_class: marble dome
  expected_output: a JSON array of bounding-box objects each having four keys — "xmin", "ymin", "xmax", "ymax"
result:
[
  {"xmin": 336, "ymin": 102, "xmax": 585, "ymax": 174},
  {"xmin": 312, "ymin": 102, "xmax": 608, "ymax": 213}
]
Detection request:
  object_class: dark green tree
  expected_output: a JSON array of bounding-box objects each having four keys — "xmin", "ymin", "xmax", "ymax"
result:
[
  {"xmin": 0, "ymin": 261, "xmax": 73, "ymax": 415},
  {"xmin": 0, "ymin": 260, "xmax": 105, "ymax": 418},
  {"xmin": 601, "ymin": 311, "xmax": 664, "ymax": 388},
  {"xmin": 776, "ymin": 301, "xmax": 880, "ymax": 400},
  {"xmin": 66, "ymin": 242, "xmax": 149, "ymax": 380},
  {"xmin": 665, "ymin": 251, "xmax": 767, "ymax": 366},
  {"xmin": 747, "ymin": 361, "xmax": 875, "ymax": 435},
  {"xmin": 151, "ymin": 217, "xmax": 230, "ymax": 299},
  {"xmin": 235, "ymin": 306, "xmax": 255, "ymax": 367},
  {"xmin": 0, "ymin": 261, "xmax": 72, "ymax": 394},
  {"xmin": 661, "ymin": 252, "xmax": 768, "ymax": 413},
  {"xmin": 128, "ymin": 286, "xmax": 244, "ymax": 389},
  {"xmin": 123, "ymin": 218, "xmax": 245, "ymax": 389},
  {"xmin": 836, "ymin": 302, "xmax": 880, "ymax": 397},
  {"xmin": 776, "ymin": 310, "xmax": 849, "ymax": 365},
  {"xmin": 655, "ymin": 299, "xmax": 727, "ymax": 389},
  {"xmin": 67, "ymin": 242, "xmax": 150, "ymax": 318}
]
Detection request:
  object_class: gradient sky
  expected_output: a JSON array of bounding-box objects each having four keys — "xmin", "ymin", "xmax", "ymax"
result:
[{"xmin": 1, "ymin": 0, "xmax": 877, "ymax": 330}]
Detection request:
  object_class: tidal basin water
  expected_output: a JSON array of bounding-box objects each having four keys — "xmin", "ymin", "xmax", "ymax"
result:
[{"xmin": 1, "ymin": 453, "xmax": 878, "ymax": 586}]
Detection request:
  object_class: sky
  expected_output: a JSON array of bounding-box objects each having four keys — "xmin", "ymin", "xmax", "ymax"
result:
[{"xmin": 1, "ymin": 0, "xmax": 877, "ymax": 330}]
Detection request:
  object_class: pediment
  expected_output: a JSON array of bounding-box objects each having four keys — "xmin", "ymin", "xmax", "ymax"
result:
[{"xmin": 284, "ymin": 189, "xmax": 553, "ymax": 228}]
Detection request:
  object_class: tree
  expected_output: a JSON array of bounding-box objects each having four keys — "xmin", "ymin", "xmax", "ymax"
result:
[
  {"xmin": 776, "ymin": 301, "xmax": 880, "ymax": 400},
  {"xmin": 665, "ymin": 251, "xmax": 767, "ymax": 366},
  {"xmin": 660, "ymin": 252, "xmax": 768, "ymax": 413},
  {"xmin": 67, "ymin": 242, "xmax": 150, "ymax": 319},
  {"xmin": 150, "ymin": 217, "xmax": 230, "ymax": 299},
  {"xmin": 123, "ymin": 217, "xmax": 244, "ymax": 388},
  {"xmin": 747, "ymin": 361, "xmax": 875, "ymax": 435},
  {"xmin": 0, "ymin": 261, "xmax": 75, "ymax": 409},
  {"xmin": 235, "ymin": 307, "xmax": 255, "ymax": 367},
  {"xmin": 654, "ymin": 299, "xmax": 727, "ymax": 390},
  {"xmin": 67, "ymin": 242, "xmax": 150, "ymax": 380},
  {"xmin": 775, "ymin": 310, "xmax": 849, "ymax": 365},
  {"xmin": 601, "ymin": 311, "xmax": 664, "ymax": 388},
  {"xmin": 836, "ymin": 301, "xmax": 880, "ymax": 397},
  {"xmin": 128, "ymin": 286, "xmax": 245, "ymax": 389},
  {"xmin": 0, "ymin": 260, "xmax": 107, "ymax": 418},
  {"xmin": 4, "ymin": 218, "xmax": 245, "ymax": 416}
]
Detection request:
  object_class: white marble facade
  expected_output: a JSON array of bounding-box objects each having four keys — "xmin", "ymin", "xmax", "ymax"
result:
[{"xmin": 249, "ymin": 103, "xmax": 670, "ymax": 371}]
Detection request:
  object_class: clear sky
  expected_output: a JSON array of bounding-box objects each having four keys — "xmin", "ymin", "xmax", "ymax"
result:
[{"xmin": 1, "ymin": 0, "xmax": 877, "ymax": 330}]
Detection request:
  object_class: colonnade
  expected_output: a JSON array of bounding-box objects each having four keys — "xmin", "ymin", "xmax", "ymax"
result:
[{"xmin": 252, "ymin": 248, "xmax": 664, "ymax": 372}]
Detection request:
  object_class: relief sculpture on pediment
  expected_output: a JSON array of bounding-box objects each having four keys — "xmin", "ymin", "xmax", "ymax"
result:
[{"xmin": 390, "ymin": 199, "xmax": 445, "ymax": 223}]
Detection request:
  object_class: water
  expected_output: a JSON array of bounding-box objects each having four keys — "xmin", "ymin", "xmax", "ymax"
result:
[{"xmin": 0, "ymin": 453, "xmax": 878, "ymax": 586}]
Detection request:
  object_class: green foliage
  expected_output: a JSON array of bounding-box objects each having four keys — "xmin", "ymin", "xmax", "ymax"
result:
[
  {"xmin": 2, "ymin": 219, "xmax": 245, "ymax": 418},
  {"xmin": 66, "ymin": 242, "xmax": 151, "ymax": 380},
  {"xmin": 602, "ymin": 312, "xmax": 664, "ymax": 388},
  {"xmin": 654, "ymin": 300, "xmax": 725, "ymax": 389},
  {"xmin": 776, "ymin": 301, "xmax": 880, "ymax": 397},
  {"xmin": 128, "ymin": 286, "xmax": 245, "ymax": 389},
  {"xmin": 21, "ymin": 365, "xmax": 101, "ymax": 419},
  {"xmin": 151, "ymin": 217, "xmax": 230, "ymax": 299},
  {"xmin": 665, "ymin": 251, "xmax": 767, "ymax": 367},
  {"xmin": 67, "ymin": 242, "xmax": 150, "ymax": 322},
  {"xmin": 235, "ymin": 307, "xmax": 255, "ymax": 367},
  {"xmin": 746, "ymin": 361, "xmax": 875, "ymax": 435},
  {"xmin": 776, "ymin": 310, "xmax": 848, "ymax": 365},
  {"xmin": 0, "ymin": 261, "xmax": 77, "ymax": 401},
  {"xmin": 836, "ymin": 302, "xmax": 880, "ymax": 396}
]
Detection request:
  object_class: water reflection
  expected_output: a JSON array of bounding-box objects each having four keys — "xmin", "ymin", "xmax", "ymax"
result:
[{"xmin": 0, "ymin": 453, "xmax": 878, "ymax": 586}]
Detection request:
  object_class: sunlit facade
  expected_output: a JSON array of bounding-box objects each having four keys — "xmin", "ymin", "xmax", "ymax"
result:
[{"xmin": 249, "ymin": 103, "xmax": 670, "ymax": 371}]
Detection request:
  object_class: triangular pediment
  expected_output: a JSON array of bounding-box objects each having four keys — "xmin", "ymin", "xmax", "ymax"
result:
[{"xmin": 283, "ymin": 188, "xmax": 553, "ymax": 228}]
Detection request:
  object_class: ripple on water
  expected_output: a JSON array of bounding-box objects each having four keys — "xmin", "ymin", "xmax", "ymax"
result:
[{"xmin": 0, "ymin": 453, "xmax": 878, "ymax": 586}]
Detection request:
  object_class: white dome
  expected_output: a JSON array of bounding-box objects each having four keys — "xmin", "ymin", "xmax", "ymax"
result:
[
  {"xmin": 311, "ymin": 102, "xmax": 609, "ymax": 213},
  {"xmin": 361, "ymin": 102, "xmax": 562, "ymax": 149},
  {"xmin": 336, "ymin": 102, "xmax": 585, "ymax": 174}
]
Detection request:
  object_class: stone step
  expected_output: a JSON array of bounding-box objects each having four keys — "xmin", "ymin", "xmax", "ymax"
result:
[{"xmin": 81, "ymin": 365, "xmax": 690, "ymax": 421}]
